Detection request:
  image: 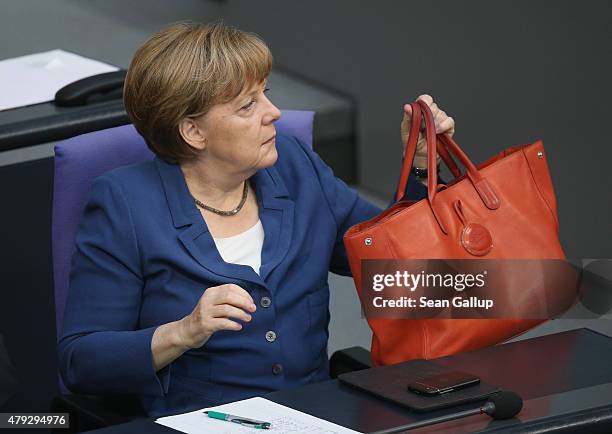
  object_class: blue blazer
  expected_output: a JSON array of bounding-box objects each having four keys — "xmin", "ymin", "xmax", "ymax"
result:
[{"xmin": 58, "ymin": 134, "xmax": 427, "ymax": 417}]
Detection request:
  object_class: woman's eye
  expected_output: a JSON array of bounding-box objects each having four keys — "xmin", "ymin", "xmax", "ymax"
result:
[
  {"xmin": 240, "ymin": 88, "xmax": 269, "ymax": 111},
  {"xmin": 241, "ymin": 99, "xmax": 255, "ymax": 110}
]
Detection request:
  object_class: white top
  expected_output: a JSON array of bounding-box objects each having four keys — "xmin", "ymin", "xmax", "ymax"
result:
[{"xmin": 212, "ymin": 220, "xmax": 264, "ymax": 275}]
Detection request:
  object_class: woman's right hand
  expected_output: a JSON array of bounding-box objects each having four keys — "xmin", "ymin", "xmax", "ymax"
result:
[
  {"xmin": 178, "ymin": 284, "xmax": 257, "ymax": 350},
  {"xmin": 401, "ymin": 95, "xmax": 455, "ymax": 168}
]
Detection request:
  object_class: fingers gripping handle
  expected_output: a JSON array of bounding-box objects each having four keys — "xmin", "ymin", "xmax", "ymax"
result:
[{"xmin": 396, "ymin": 105, "xmax": 461, "ymax": 202}]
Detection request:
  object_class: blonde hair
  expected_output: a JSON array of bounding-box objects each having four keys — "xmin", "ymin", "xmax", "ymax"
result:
[{"xmin": 123, "ymin": 21, "xmax": 273, "ymax": 162}]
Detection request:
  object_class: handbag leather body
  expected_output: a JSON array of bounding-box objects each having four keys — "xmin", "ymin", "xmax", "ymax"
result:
[{"xmin": 344, "ymin": 100, "xmax": 565, "ymax": 366}]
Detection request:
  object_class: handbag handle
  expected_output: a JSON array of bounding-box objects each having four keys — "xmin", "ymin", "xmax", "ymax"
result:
[
  {"xmin": 395, "ymin": 102, "xmax": 423, "ymax": 202},
  {"xmin": 396, "ymin": 100, "xmax": 501, "ymax": 233},
  {"xmin": 434, "ymin": 125, "xmax": 501, "ymax": 211},
  {"xmin": 418, "ymin": 99, "xmax": 449, "ymax": 233}
]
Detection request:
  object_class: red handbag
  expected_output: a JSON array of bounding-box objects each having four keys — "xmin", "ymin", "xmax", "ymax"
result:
[{"xmin": 343, "ymin": 100, "xmax": 567, "ymax": 366}]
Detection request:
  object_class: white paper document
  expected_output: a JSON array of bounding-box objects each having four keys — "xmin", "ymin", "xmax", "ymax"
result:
[
  {"xmin": 155, "ymin": 397, "xmax": 361, "ymax": 434},
  {"xmin": 0, "ymin": 49, "xmax": 119, "ymax": 111}
]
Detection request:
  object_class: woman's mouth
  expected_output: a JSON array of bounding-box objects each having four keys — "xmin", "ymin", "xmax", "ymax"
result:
[{"xmin": 262, "ymin": 135, "xmax": 276, "ymax": 145}]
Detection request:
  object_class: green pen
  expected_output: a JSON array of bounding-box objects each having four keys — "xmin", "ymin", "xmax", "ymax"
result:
[{"xmin": 204, "ymin": 410, "xmax": 272, "ymax": 429}]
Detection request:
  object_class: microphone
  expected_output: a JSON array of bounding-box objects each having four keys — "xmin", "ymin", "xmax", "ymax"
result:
[
  {"xmin": 369, "ymin": 391, "xmax": 523, "ymax": 434},
  {"xmin": 482, "ymin": 391, "xmax": 523, "ymax": 419}
]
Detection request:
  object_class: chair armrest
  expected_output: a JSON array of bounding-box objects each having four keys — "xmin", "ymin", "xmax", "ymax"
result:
[{"xmin": 329, "ymin": 346, "xmax": 372, "ymax": 379}]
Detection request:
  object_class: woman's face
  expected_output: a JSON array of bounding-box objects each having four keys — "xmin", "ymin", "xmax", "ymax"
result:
[{"xmin": 191, "ymin": 80, "xmax": 281, "ymax": 175}]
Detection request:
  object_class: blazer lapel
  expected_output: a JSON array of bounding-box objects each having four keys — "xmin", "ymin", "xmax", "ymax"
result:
[
  {"xmin": 154, "ymin": 157, "xmax": 295, "ymax": 287},
  {"xmin": 154, "ymin": 157, "xmax": 263, "ymax": 285},
  {"xmin": 252, "ymin": 166, "xmax": 295, "ymax": 283}
]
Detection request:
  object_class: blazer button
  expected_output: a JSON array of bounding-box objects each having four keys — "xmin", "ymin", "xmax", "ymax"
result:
[
  {"xmin": 260, "ymin": 296, "xmax": 271, "ymax": 308},
  {"xmin": 272, "ymin": 363, "xmax": 283, "ymax": 375},
  {"xmin": 265, "ymin": 330, "xmax": 277, "ymax": 342}
]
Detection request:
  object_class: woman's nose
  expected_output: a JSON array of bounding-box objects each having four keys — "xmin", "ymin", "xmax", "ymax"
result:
[{"xmin": 262, "ymin": 95, "xmax": 281, "ymax": 124}]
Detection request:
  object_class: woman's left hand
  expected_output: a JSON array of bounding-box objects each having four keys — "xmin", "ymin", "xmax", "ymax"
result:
[{"xmin": 400, "ymin": 94, "xmax": 455, "ymax": 168}]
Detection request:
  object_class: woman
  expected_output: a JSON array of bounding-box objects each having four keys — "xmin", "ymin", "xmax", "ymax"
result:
[{"xmin": 58, "ymin": 22, "xmax": 455, "ymax": 417}]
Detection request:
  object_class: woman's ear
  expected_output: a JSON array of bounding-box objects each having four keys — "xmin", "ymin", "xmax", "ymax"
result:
[{"xmin": 179, "ymin": 117, "xmax": 207, "ymax": 151}]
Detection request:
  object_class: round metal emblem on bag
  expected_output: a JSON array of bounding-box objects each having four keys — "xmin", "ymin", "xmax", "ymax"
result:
[
  {"xmin": 364, "ymin": 237, "xmax": 373, "ymax": 246},
  {"xmin": 461, "ymin": 223, "xmax": 493, "ymax": 256}
]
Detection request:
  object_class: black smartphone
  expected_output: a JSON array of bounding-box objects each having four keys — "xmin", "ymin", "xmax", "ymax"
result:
[{"xmin": 408, "ymin": 371, "xmax": 480, "ymax": 396}]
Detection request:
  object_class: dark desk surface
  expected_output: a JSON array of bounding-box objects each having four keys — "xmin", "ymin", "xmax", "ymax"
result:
[
  {"xmin": 84, "ymin": 328, "xmax": 612, "ymax": 433},
  {"xmin": 0, "ymin": 100, "xmax": 128, "ymax": 152}
]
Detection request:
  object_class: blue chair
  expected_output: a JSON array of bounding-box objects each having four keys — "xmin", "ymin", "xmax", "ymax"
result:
[{"xmin": 51, "ymin": 110, "xmax": 369, "ymax": 431}]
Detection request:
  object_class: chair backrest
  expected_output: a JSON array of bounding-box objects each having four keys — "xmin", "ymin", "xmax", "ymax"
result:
[{"xmin": 52, "ymin": 110, "xmax": 314, "ymax": 392}]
